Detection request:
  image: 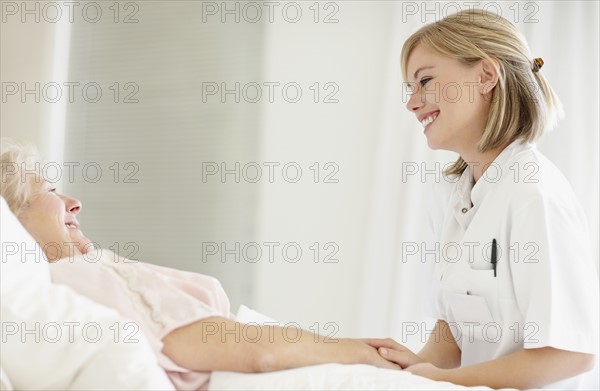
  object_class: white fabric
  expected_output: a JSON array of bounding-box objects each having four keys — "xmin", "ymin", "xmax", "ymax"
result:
[
  {"xmin": 0, "ymin": 367, "xmax": 12, "ymax": 391},
  {"xmin": 209, "ymin": 363, "xmax": 505, "ymax": 391},
  {"xmin": 428, "ymin": 140, "xmax": 599, "ymax": 389},
  {"xmin": 209, "ymin": 306, "xmax": 512, "ymax": 391},
  {"xmin": 49, "ymin": 247, "xmax": 234, "ymax": 391},
  {"xmin": 236, "ymin": 305, "xmax": 279, "ymax": 324},
  {"xmin": 0, "ymin": 197, "xmax": 174, "ymax": 390}
]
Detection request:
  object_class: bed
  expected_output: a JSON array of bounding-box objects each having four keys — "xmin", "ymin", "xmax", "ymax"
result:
[
  {"xmin": 209, "ymin": 363, "xmax": 498, "ymax": 390},
  {"xmin": 0, "ymin": 196, "xmax": 512, "ymax": 390}
]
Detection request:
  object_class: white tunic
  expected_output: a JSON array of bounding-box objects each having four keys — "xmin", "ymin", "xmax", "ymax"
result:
[{"xmin": 427, "ymin": 139, "xmax": 599, "ymax": 389}]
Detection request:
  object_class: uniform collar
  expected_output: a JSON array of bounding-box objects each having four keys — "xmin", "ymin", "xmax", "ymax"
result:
[
  {"xmin": 453, "ymin": 168, "xmax": 476, "ymax": 232},
  {"xmin": 456, "ymin": 139, "xmax": 535, "ymax": 209}
]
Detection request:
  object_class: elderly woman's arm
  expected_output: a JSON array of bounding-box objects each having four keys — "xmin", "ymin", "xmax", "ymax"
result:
[{"xmin": 162, "ymin": 316, "xmax": 400, "ymax": 372}]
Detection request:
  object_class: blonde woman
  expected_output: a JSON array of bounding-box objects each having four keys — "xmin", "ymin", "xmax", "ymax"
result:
[{"xmin": 365, "ymin": 9, "xmax": 598, "ymax": 389}]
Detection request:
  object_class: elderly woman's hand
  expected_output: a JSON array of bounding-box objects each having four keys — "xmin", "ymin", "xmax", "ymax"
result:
[
  {"xmin": 358, "ymin": 338, "xmax": 425, "ymax": 369},
  {"xmin": 344, "ymin": 338, "xmax": 402, "ymax": 370}
]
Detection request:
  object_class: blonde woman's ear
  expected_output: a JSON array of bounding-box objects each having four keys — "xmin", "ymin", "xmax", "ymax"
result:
[{"xmin": 478, "ymin": 57, "xmax": 500, "ymax": 94}]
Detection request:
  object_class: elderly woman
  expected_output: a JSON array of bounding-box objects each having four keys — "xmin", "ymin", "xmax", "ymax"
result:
[{"xmin": 0, "ymin": 138, "xmax": 398, "ymax": 390}]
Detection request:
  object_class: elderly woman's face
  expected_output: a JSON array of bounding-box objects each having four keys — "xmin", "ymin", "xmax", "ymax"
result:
[{"xmin": 18, "ymin": 178, "xmax": 91, "ymax": 262}]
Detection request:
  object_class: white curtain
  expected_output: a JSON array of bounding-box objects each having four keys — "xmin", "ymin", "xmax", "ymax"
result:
[
  {"xmin": 61, "ymin": 2, "xmax": 264, "ymax": 309},
  {"xmin": 358, "ymin": 0, "xmax": 600, "ymax": 353},
  {"xmin": 0, "ymin": 12, "xmax": 71, "ymax": 164}
]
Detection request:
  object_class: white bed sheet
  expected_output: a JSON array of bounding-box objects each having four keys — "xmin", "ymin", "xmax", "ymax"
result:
[
  {"xmin": 208, "ymin": 306, "xmax": 515, "ymax": 391},
  {"xmin": 209, "ymin": 362, "xmax": 511, "ymax": 390}
]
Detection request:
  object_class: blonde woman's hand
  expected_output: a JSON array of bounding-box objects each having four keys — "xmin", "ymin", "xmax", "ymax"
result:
[
  {"xmin": 349, "ymin": 339, "xmax": 402, "ymax": 370},
  {"xmin": 358, "ymin": 338, "xmax": 425, "ymax": 369}
]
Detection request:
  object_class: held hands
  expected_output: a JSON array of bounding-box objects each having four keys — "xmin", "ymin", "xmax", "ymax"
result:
[
  {"xmin": 360, "ymin": 338, "xmax": 424, "ymax": 368},
  {"xmin": 343, "ymin": 339, "xmax": 401, "ymax": 370},
  {"xmin": 360, "ymin": 338, "xmax": 447, "ymax": 381}
]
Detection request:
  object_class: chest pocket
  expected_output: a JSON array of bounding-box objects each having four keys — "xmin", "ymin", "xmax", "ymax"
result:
[{"xmin": 445, "ymin": 267, "xmax": 499, "ymax": 343}]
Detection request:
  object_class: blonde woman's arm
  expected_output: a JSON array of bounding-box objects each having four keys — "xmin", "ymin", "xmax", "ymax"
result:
[{"xmin": 408, "ymin": 346, "xmax": 595, "ymax": 389}]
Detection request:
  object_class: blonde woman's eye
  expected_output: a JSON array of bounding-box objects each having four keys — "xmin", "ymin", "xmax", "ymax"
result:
[
  {"xmin": 49, "ymin": 188, "xmax": 57, "ymax": 192},
  {"xmin": 420, "ymin": 77, "xmax": 432, "ymax": 86}
]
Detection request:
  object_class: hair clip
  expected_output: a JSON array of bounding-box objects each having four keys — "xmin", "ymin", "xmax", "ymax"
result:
[{"xmin": 532, "ymin": 57, "xmax": 544, "ymax": 72}]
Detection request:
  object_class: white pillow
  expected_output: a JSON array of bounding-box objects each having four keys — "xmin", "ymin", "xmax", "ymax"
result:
[
  {"xmin": 0, "ymin": 197, "xmax": 175, "ymax": 390},
  {"xmin": 0, "ymin": 366, "xmax": 13, "ymax": 391}
]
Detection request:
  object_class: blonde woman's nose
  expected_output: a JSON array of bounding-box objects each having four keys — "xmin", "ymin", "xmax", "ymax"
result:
[{"xmin": 406, "ymin": 88, "xmax": 425, "ymax": 112}]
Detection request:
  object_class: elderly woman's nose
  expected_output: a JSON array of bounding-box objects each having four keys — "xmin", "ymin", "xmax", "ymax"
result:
[{"xmin": 63, "ymin": 195, "xmax": 82, "ymax": 214}]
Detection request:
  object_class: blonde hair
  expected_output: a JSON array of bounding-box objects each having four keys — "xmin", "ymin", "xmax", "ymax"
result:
[
  {"xmin": 0, "ymin": 138, "xmax": 42, "ymax": 216},
  {"xmin": 400, "ymin": 9, "xmax": 564, "ymax": 177}
]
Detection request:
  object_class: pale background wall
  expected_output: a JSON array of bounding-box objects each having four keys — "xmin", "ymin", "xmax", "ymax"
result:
[
  {"xmin": 0, "ymin": 11, "xmax": 68, "ymax": 164},
  {"xmin": 2, "ymin": 1, "xmax": 598, "ymax": 348}
]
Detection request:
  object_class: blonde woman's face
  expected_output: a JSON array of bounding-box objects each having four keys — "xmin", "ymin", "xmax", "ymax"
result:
[
  {"xmin": 17, "ymin": 179, "xmax": 92, "ymax": 262},
  {"xmin": 405, "ymin": 44, "xmax": 493, "ymax": 154}
]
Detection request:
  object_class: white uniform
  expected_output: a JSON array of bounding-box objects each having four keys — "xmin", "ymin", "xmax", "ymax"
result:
[{"xmin": 427, "ymin": 139, "xmax": 599, "ymax": 389}]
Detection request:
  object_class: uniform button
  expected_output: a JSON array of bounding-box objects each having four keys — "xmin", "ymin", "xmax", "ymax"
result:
[{"xmin": 461, "ymin": 207, "xmax": 468, "ymax": 213}]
